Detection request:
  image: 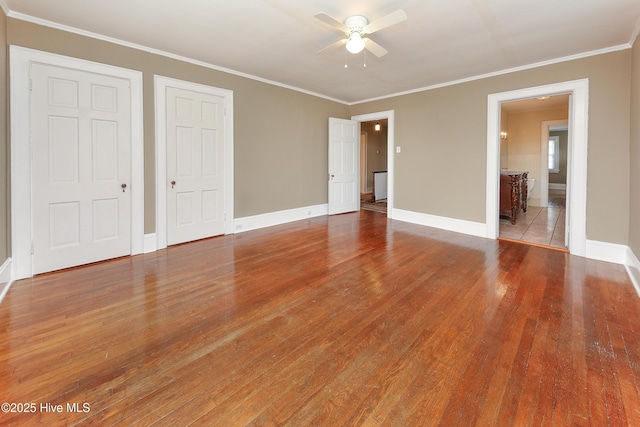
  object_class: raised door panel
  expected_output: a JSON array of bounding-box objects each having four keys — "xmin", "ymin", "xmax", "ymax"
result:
[
  {"xmin": 31, "ymin": 63, "xmax": 132, "ymax": 274},
  {"xmin": 167, "ymin": 86, "xmax": 225, "ymax": 245},
  {"xmin": 328, "ymin": 118, "xmax": 359, "ymax": 215}
]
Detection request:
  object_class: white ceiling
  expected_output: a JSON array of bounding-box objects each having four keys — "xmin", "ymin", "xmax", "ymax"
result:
[{"xmin": 4, "ymin": 0, "xmax": 640, "ymax": 104}]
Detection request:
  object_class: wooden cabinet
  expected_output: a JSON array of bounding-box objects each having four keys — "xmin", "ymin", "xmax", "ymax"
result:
[{"xmin": 500, "ymin": 172, "xmax": 528, "ymax": 225}]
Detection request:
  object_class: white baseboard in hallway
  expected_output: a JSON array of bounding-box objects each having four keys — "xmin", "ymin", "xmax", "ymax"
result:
[
  {"xmin": 626, "ymin": 247, "xmax": 640, "ymax": 297},
  {"xmin": 234, "ymin": 204, "xmax": 329, "ymax": 233},
  {"xmin": 0, "ymin": 258, "xmax": 13, "ymax": 303}
]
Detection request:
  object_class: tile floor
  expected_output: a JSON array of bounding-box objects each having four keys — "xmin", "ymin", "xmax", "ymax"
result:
[{"xmin": 499, "ymin": 189, "xmax": 566, "ymax": 250}]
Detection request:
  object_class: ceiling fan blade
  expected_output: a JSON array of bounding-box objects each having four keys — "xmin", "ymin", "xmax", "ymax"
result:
[
  {"xmin": 317, "ymin": 39, "xmax": 348, "ymax": 54},
  {"xmin": 364, "ymin": 38, "xmax": 388, "ymax": 57},
  {"xmin": 314, "ymin": 12, "xmax": 347, "ymax": 33},
  {"xmin": 366, "ymin": 9, "xmax": 407, "ymax": 33}
]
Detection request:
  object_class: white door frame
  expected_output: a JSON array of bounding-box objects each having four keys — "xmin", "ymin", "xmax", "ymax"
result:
[
  {"xmin": 360, "ymin": 132, "xmax": 368, "ymax": 194},
  {"xmin": 10, "ymin": 46, "xmax": 144, "ymax": 279},
  {"xmin": 486, "ymin": 79, "xmax": 588, "ymax": 257},
  {"xmin": 154, "ymin": 75, "xmax": 234, "ymax": 250},
  {"xmin": 351, "ymin": 110, "xmax": 395, "ymax": 218}
]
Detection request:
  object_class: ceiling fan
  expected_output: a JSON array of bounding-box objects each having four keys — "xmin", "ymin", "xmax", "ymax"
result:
[{"xmin": 315, "ymin": 9, "xmax": 408, "ymax": 58}]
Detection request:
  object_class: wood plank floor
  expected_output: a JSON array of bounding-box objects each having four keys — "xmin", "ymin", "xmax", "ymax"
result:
[{"xmin": 1, "ymin": 210, "xmax": 640, "ymax": 426}]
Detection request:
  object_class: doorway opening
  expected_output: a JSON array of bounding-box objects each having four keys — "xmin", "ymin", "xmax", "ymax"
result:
[
  {"xmin": 486, "ymin": 79, "xmax": 589, "ymax": 257},
  {"xmin": 351, "ymin": 110, "xmax": 395, "ymax": 218},
  {"xmin": 498, "ymin": 96, "xmax": 569, "ymax": 250},
  {"xmin": 359, "ymin": 119, "xmax": 389, "ymax": 214}
]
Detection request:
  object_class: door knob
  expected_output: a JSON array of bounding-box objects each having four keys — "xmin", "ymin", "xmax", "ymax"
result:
[
  {"xmin": 121, "ymin": 183, "xmax": 127, "ymax": 192},
  {"xmin": 171, "ymin": 180, "xmax": 176, "ymax": 189}
]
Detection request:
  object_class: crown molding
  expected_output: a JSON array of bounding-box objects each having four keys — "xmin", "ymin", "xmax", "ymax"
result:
[
  {"xmin": 7, "ymin": 11, "xmax": 349, "ymax": 105},
  {"xmin": 5, "ymin": 11, "xmax": 634, "ymax": 107},
  {"xmin": 350, "ymin": 43, "xmax": 631, "ymax": 105}
]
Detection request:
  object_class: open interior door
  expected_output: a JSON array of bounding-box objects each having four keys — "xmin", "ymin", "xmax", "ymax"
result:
[{"xmin": 328, "ymin": 118, "xmax": 359, "ymax": 215}]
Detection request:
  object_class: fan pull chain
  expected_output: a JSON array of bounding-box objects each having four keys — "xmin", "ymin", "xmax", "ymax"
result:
[
  {"xmin": 344, "ymin": 48, "xmax": 348, "ymax": 68},
  {"xmin": 363, "ymin": 49, "xmax": 367, "ymax": 68}
]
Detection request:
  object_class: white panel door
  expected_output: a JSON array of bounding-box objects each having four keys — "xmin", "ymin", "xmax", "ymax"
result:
[
  {"xmin": 31, "ymin": 63, "xmax": 132, "ymax": 274},
  {"xmin": 166, "ymin": 87, "xmax": 225, "ymax": 245},
  {"xmin": 328, "ymin": 118, "xmax": 359, "ymax": 215}
]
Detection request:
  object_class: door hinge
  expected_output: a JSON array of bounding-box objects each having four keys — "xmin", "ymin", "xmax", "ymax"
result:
[
  {"xmin": 29, "ymin": 79, "xmax": 33, "ymax": 91},
  {"xmin": 31, "ymin": 242, "xmax": 34, "ymax": 255}
]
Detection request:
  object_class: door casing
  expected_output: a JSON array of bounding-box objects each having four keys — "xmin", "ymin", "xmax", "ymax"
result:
[
  {"xmin": 486, "ymin": 79, "xmax": 588, "ymax": 256},
  {"xmin": 154, "ymin": 75, "xmax": 234, "ymax": 250},
  {"xmin": 351, "ymin": 110, "xmax": 395, "ymax": 218},
  {"xmin": 10, "ymin": 46, "xmax": 144, "ymax": 279}
]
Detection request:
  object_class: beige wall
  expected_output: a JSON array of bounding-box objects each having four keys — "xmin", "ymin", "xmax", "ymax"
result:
[
  {"xmin": 505, "ymin": 107, "xmax": 568, "ymax": 203},
  {"xmin": 6, "ymin": 18, "xmax": 349, "ymax": 235},
  {"xmin": 507, "ymin": 107, "xmax": 568, "ymax": 155},
  {"xmin": 630, "ymin": 34, "xmax": 640, "ymax": 255},
  {"xmin": 1, "ymin": 16, "xmax": 637, "ymax": 258},
  {"xmin": 349, "ymin": 50, "xmax": 632, "ymax": 244},
  {"xmin": 0, "ymin": 10, "xmax": 7, "ymax": 262}
]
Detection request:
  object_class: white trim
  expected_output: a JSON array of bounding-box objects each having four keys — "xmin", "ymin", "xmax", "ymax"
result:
[
  {"xmin": 7, "ymin": 12, "xmax": 346, "ymax": 105},
  {"xmin": 486, "ymin": 79, "xmax": 589, "ymax": 258},
  {"xmin": 548, "ymin": 183, "xmax": 567, "ymax": 190},
  {"xmin": 0, "ymin": 258, "xmax": 13, "ymax": 304},
  {"xmin": 9, "ymin": 46, "xmax": 144, "ymax": 280},
  {"xmin": 0, "ymin": 258, "xmax": 10, "ymax": 283},
  {"xmin": 360, "ymin": 131, "xmax": 368, "ymax": 194},
  {"xmin": 585, "ymin": 240, "xmax": 627, "ymax": 265},
  {"xmin": 351, "ymin": 45, "xmax": 628, "ymax": 105},
  {"xmin": 144, "ymin": 234, "xmax": 157, "ymax": 254},
  {"xmin": 154, "ymin": 75, "xmax": 234, "ymax": 250},
  {"xmin": 0, "ymin": 0, "xmax": 9, "ymax": 15},
  {"xmin": 625, "ymin": 247, "xmax": 640, "ymax": 297},
  {"xmin": 351, "ymin": 111, "xmax": 395, "ymax": 219},
  {"xmin": 6, "ymin": 12, "xmax": 630, "ymax": 106},
  {"xmin": 393, "ymin": 209, "xmax": 487, "ymax": 238},
  {"xmin": 234, "ymin": 204, "xmax": 328, "ymax": 234},
  {"xmin": 548, "ymin": 135, "xmax": 561, "ymax": 173}
]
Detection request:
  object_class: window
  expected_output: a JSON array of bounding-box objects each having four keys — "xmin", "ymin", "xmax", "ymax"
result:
[{"xmin": 548, "ymin": 136, "xmax": 560, "ymax": 173}]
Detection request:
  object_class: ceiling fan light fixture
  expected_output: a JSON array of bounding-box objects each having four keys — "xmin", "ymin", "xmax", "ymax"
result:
[{"xmin": 346, "ymin": 32, "xmax": 365, "ymax": 54}]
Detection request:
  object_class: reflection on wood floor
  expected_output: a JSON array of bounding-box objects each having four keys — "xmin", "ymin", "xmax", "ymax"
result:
[
  {"xmin": 1, "ymin": 210, "xmax": 639, "ymax": 425},
  {"xmin": 500, "ymin": 189, "xmax": 566, "ymax": 250}
]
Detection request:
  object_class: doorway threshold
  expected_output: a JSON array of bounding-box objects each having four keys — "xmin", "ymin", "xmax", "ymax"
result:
[{"xmin": 498, "ymin": 237, "xmax": 569, "ymax": 253}]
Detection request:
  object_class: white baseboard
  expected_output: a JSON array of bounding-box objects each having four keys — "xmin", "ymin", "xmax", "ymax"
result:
[
  {"xmin": 234, "ymin": 204, "xmax": 329, "ymax": 233},
  {"xmin": 548, "ymin": 183, "xmax": 567, "ymax": 190},
  {"xmin": 392, "ymin": 208, "xmax": 486, "ymax": 238},
  {"xmin": 527, "ymin": 197, "xmax": 541, "ymax": 207},
  {"xmin": 0, "ymin": 258, "xmax": 14, "ymax": 303},
  {"xmin": 144, "ymin": 233, "xmax": 157, "ymax": 253},
  {"xmin": 585, "ymin": 239, "xmax": 627, "ymax": 264},
  {"xmin": 625, "ymin": 247, "xmax": 640, "ymax": 297}
]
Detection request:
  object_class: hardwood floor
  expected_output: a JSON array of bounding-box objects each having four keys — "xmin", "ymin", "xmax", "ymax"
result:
[
  {"xmin": 1, "ymin": 211, "xmax": 640, "ymax": 426},
  {"xmin": 361, "ymin": 193, "xmax": 387, "ymax": 214}
]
